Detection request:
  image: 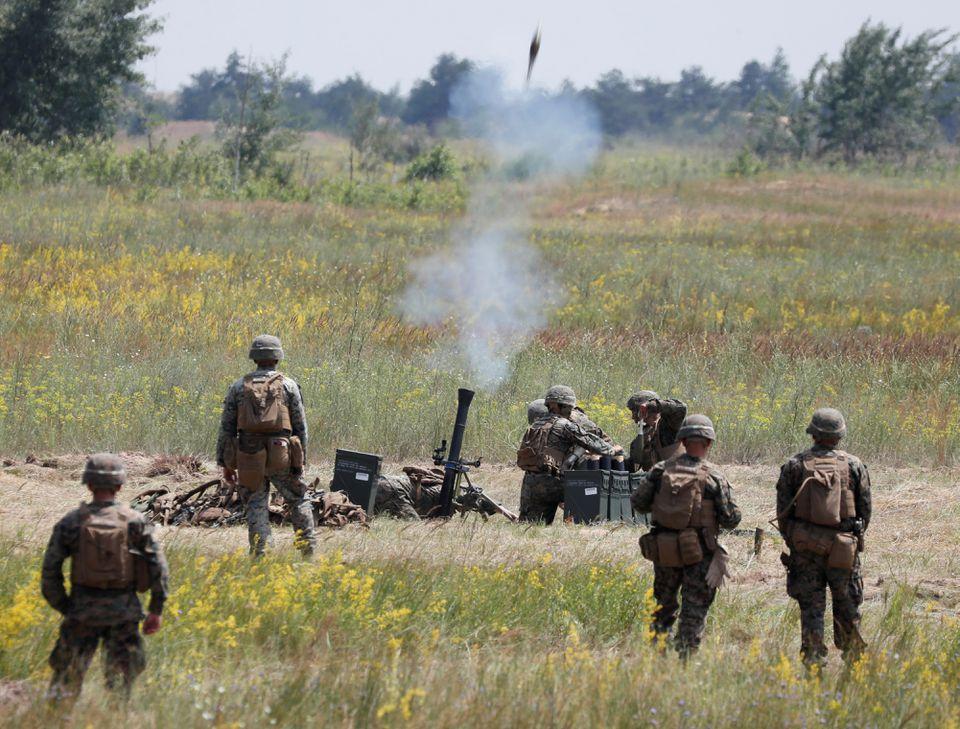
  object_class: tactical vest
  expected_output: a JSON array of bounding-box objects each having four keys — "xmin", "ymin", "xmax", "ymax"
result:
[
  {"xmin": 793, "ymin": 451, "xmax": 856, "ymax": 527},
  {"xmin": 71, "ymin": 504, "xmax": 137, "ymax": 590},
  {"xmin": 517, "ymin": 416, "xmax": 568, "ymax": 474},
  {"xmin": 630, "ymin": 426, "xmax": 684, "ymax": 471},
  {"xmin": 238, "ymin": 372, "xmax": 292, "ymax": 434},
  {"xmin": 651, "ymin": 458, "xmax": 718, "ymax": 539}
]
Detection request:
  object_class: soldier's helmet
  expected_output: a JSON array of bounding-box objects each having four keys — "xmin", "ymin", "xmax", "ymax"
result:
[
  {"xmin": 806, "ymin": 408, "xmax": 847, "ymax": 439},
  {"xmin": 544, "ymin": 385, "xmax": 577, "ymax": 408},
  {"xmin": 249, "ymin": 334, "xmax": 284, "ymax": 362},
  {"xmin": 677, "ymin": 414, "xmax": 716, "ymax": 441},
  {"xmin": 626, "ymin": 390, "xmax": 659, "ymax": 411},
  {"xmin": 82, "ymin": 453, "xmax": 127, "ymax": 489},
  {"xmin": 527, "ymin": 398, "xmax": 549, "ymax": 424}
]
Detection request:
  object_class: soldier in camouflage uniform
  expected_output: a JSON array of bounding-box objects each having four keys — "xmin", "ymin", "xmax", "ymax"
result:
[
  {"xmin": 777, "ymin": 408, "xmax": 872, "ymax": 668},
  {"xmin": 625, "ymin": 391, "xmax": 687, "ymax": 472},
  {"xmin": 217, "ymin": 335, "xmax": 316, "ymax": 556},
  {"xmin": 631, "ymin": 415, "xmax": 741, "ymax": 657},
  {"xmin": 517, "ymin": 386, "xmax": 620, "ymax": 524},
  {"xmin": 528, "ymin": 398, "xmax": 621, "ymax": 470},
  {"xmin": 41, "ymin": 454, "xmax": 169, "ymax": 702}
]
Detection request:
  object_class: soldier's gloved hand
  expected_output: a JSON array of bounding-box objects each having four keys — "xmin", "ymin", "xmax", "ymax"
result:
[
  {"xmin": 222, "ymin": 466, "xmax": 237, "ymax": 485},
  {"xmin": 142, "ymin": 613, "xmax": 162, "ymax": 635},
  {"xmin": 612, "ymin": 444, "xmax": 624, "ymax": 454}
]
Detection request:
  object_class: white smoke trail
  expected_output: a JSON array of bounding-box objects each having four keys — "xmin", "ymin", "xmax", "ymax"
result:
[{"xmin": 401, "ymin": 69, "xmax": 602, "ymax": 390}]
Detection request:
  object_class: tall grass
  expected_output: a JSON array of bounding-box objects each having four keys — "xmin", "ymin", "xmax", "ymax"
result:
[{"xmin": 1, "ymin": 539, "xmax": 957, "ymax": 727}]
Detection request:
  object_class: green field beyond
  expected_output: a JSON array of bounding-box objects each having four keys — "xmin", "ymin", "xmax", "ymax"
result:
[{"xmin": 1, "ymin": 146, "xmax": 958, "ymax": 464}]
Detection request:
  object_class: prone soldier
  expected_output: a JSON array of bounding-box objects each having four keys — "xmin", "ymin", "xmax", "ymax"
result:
[
  {"xmin": 632, "ymin": 415, "xmax": 741, "ymax": 657},
  {"xmin": 217, "ymin": 335, "xmax": 316, "ymax": 557},
  {"xmin": 625, "ymin": 391, "xmax": 687, "ymax": 472},
  {"xmin": 776, "ymin": 408, "xmax": 871, "ymax": 669},
  {"xmin": 41, "ymin": 454, "xmax": 169, "ymax": 702},
  {"xmin": 516, "ymin": 386, "xmax": 620, "ymax": 524}
]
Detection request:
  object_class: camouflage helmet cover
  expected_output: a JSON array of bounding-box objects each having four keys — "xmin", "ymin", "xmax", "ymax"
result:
[
  {"xmin": 626, "ymin": 390, "xmax": 659, "ymax": 411},
  {"xmin": 677, "ymin": 414, "xmax": 716, "ymax": 441},
  {"xmin": 544, "ymin": 385, "xmax": 577, "ymax": 407},
  {"xmin": 82, "ymin": 453, "xmax": 126, "ymax": 488},
  {"xmin": 249, "ymin": 334, "xmax": 284, "ymax": 361},
  {"xmin": 527, "ymin": 398, "xmax": 549, "ymax": 424},
  {"xmin": 806, "ymin": 408, "xmax": 847, "ymax": 439}
]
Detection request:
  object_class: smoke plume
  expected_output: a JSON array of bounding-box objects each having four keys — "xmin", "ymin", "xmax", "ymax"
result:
[{"xmin": 401, "ymin": 69, "xmax": 601, "ymax": 390}]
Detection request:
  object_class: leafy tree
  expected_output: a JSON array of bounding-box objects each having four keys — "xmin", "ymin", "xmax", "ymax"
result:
[
  {"xmin": 813, "ymin": 23, "xmax": 957, "ymax": 160},
  {"xmin": 0, "ymin": 0, "xmax": 160, "ymax": 141},
  {"xmin": 734, "ymin": 49, "xmax": 794, "ymax": 108},
  {"xmin": 215, "ymin": 55, "xmax": 299, "ymax": 188},
  {"xmin": 402, "ymin": 54, "xmax": 474, "ymax": 128}
]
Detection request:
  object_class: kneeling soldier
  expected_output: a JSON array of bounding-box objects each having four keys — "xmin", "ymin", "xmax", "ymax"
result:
[
  {"xmin": 42, "ymin": 454, "xmax": 169, "ymax": 702},
  {"xmin": 217, "ymin": 335, "xmax": 316, "ymax": 557},
  {"xmin": 632, "ymin": 415, "xmax": 741, "ymax": 656},
  {"xmin": 517, "ymin": 386, "xmax": 620, "ymax": 524},
  {"xmin": 776, "ymin": 408, "xmax": 871, "ymax": 669}
]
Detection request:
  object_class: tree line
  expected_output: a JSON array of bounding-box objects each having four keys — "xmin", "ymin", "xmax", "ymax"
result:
[{"xmin": 0, "ymin": 0, "xmax": 958, "ymax": 163}]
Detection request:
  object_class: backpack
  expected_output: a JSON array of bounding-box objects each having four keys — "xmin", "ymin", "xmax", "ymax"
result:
[
  {"xmin": 794, "ymin": 451, "xmax": 855, "ymax": 527},
  {"xmin": 238, "ymin": 372, "xmax": 292, "ymax": 434},
  {"xmin": 71, "ymin": 504, "xmax": 137, "ymax": 590},
  {"xmin": 652, "ymin": 458, "xmax": 711, "ymax": 530},
  {"xmin": 517, "ymin": 416, "xmax": 567, "ymax": 473}
]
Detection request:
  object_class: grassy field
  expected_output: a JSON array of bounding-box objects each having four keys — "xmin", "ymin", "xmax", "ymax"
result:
[
  {"xmin": 0, "ymin": 141, "xmax": 958, "ymax": 464},
  {"xmin": 1, "ymin": 138, "xmax": 959, "ymax": 726},
  {"xmin": 1, "ymin": 457, "xmax": 959, "ymax": 727}
]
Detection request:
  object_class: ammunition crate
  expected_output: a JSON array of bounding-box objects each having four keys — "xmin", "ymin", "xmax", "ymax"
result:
[
  {"xmin": 332, "ymin": 449, "xmax": 383, "ymax": 514},
  {"xmin": 563, "ymin": 470, "xmax": 605, "ymax": 524}
]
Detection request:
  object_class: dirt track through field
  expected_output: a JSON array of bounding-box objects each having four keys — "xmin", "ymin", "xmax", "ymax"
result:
[{"xmin": 2, "ymin": 454, "xmax": 958, "ymax": 614}]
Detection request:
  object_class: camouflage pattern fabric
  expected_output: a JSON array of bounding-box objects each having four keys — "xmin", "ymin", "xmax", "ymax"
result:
[
  {"xmin": 633, "ymin": 455, "xmax": 741, "ymax": 657},
  {"xmin": 216, "ymin": 367, "xmax": 308, "ymax": 467},
  {"xmin": 245, "ymin": 473, "xmax": 316, "ymax": 556},
  {"xmin": 41, "ymin": 500, "xmax": 169, "ymax": 623},
  {"xmin": 776, "ymin": 444, "xmax": 872, "ymax": 666},
  {"xmin": 48, "ymin": 620, "xmax": 145, "ymax": 701},
  {"xmin": 41, "ymin": 499, "xmax": 168, "ymax": 700},
  {"xmin": 630, "ymin": 454, "xmax": 742, "ymax": 528},
  {"xmin": 651, "ymin": 556, "xmax": 717, "ymax": 657},
  {"xmin": 529, "ymin": 413, "xmax": 617, "ymax": 464},
  {"xmin": 519, "ymin": 471, "xmax": 564, "ymax": 524},
  {"xmin": 783, "ymin": 551, "xmax": 865, "ymax": 667},
  {"xmin": 373, "ymin": 474, "xmax": 424, "ymax": 519},
  {"xmin": 627, "ymin": 398, "xmax": 687, "ymax": 472}
]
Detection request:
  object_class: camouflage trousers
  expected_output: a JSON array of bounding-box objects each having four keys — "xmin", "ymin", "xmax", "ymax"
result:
[
  {"xmin": 652, "ymin": 555, "xmax": 717, "ymax": 656},
  {"xmin": 48, "ymin": 619, "xmax": 144, "ymax": 701},
  {"xmin": 519, "ymin": 472, "xmax": 564, "ymax": 524},
  {"xmin": 374, "ymin": 475, "xmax": 422, "ymax": 520},
  {"xmin": 784, "ymin": 550, "xmax": 865, "ymax": 667},
  {"xmin": 246, "ymin": 472, "xmax": 316, "ymax": 556}
]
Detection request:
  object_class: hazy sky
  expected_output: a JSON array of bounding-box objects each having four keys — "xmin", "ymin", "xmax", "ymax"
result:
[{"xmin": 140, "ymin": 1, "xmax": 960, "ymax": 92}]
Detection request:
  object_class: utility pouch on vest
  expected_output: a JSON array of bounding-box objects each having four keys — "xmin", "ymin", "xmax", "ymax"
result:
[
  {"xmin": 789, "ymin": 521, "xmax": 836, "ymax": 557},
  {"xmin": 289, "ymin": 436, "xmax": 304, "ymax": 471},
  {"xmin": 638, "ymin": 532, "xmax": 659, "ymax": 563},
  {"xmin": 266, "ymin": 437, "xmax": 291, "ymax": 476},
  {"xmin": 656, "ymin": 532, "xmax": 684, "ymax": 568},
  {"xmin": 237, "ymin": 447, "xmax": 268, "ymax": 491},
  {"xmin": 223, "ymin": 436, "xmax": 238, "ymax": 470},
  {"xmin": 72, "ymin": 506, "xmax": 135, "ymax": 590},
  {"xmin": 828, "ymin": 533, "xmax": 858, "ymax": 570},
  {"xmin": 238, "ymin": 372, "xmax": 292, "ymax": 434},
  {"xmin": 678, "ymin": 528, "xmax": 704, "ymax": 565},
  {"xmin": 652, "ymin": 460, "xmax": 705, "ymax": 530}
]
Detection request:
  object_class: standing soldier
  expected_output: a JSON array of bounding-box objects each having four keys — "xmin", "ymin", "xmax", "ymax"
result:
[
  {"xmin": 776, "ymin": 408, "xmax": 871, "ymax": 669},
  {"xmin": 41, "ymin": 454, "xmax": 169, "ymax": 702},
  {"xmin": 217, "ymin": 334, "xmax": 316, "ymax": 557},
  {"xmin": 527, "ymin": 398, "xmax": 624, "ymax": 470},
  {"xmin": 625, "ymin": 391, "xmax": 687, "ymax": 472},
  {"xmin": 517, "ymin": 386, "xmax": 620, "ymax": 524},
  {"xmin": 631, "ymin": 415, "xmax": 741, "ymax": 657}
]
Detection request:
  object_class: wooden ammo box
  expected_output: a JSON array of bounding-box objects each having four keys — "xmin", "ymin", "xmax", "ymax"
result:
[
  {"xmin": 563, "ymin": 470, "xmax": 607, "ymax": 524},
  {"xmin": 332, "ymin": 449, "xmax": 383, "ymax": 515}
]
